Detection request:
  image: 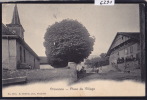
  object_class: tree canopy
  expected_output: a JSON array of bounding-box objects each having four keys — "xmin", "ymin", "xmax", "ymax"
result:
[
  {"xmin": 85, "ymin": 53, "xmax": 109, "ymax": 68},
  {"xmin": 44, "ymin": 19, "xmax": 95, "ymax": 68}
]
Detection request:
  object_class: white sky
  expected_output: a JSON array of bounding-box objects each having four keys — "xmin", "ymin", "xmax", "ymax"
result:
[{"xmin": 2, "ymin": 4, "xmax": 140, "ymax": 56}]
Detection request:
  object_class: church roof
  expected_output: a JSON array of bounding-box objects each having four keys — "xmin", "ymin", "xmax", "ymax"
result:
[
  {"xmin": 11, "ymin": 5, "xmax": 21, "ymax": 25},
  {"xmin": 2, "ymin": 23, "xmax": 15, "ymax": 35},
  {"xmin": 106, "ymin": 32, "xmax": 140, "ymax": 56}
]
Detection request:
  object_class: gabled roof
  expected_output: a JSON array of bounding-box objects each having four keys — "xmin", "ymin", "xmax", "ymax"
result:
[
  {"xmin": 106, "ymin": 32, "xmax": 140, "ymax": 56},
  {"xmin": 117, "ymin": 32, "xmax": 140, "ymax": 40}
]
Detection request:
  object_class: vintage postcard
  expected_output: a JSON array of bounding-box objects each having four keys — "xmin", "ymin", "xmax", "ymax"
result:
[{"xmin": 2, "ymin": 3, "xmax": 146, "ymax": 97}]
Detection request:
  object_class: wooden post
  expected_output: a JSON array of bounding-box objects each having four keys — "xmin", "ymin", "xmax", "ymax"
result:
[{"xmin": 139, "ymin": 4, "xmax": 145, "ymax": 82}]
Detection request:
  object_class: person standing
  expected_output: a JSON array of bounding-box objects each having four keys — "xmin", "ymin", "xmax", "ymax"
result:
[{"xmin": 96, "ymin": 67, "xmax": 99, "ymax": 73}]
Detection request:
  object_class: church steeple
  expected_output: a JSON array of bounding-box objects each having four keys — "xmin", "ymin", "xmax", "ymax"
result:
[
  {"xmin": 11, "ymin": 5, "xmax": 21, "ymax": 25},
  {"xmin": 7, "ymin": 4, "xmax": 24, "ymax": 39}
]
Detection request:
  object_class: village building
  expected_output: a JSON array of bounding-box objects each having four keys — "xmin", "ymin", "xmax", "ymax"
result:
[
  {"xmin": 2, "ymin": 5, "xmax": 40, "ymax": 69},
  {"xmin": 106, "ymin": 32, "xmax": 140, "ymax": 71},
  {"xmin": 39, "ymin": 56, "xmax": 54, "ymax": 69}
]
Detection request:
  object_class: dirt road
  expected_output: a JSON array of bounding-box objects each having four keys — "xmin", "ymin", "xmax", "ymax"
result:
[{"xmin": 77, "ymin": 69, "xmax": 141, "ymax": 82}]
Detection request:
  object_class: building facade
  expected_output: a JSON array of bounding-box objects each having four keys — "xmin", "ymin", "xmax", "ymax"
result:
[
  {"xmin": 2, "ymin": 5, "xmax": 40, "ymax": 70},
  {"xmin": 107, "ymin": 32, "xmax": 140, "ymax": 71}
]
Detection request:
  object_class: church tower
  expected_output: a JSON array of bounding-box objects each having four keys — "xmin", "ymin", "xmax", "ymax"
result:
[{"xmin": 6, "ymin": 5, "xmax": 25, "ymax": 39}]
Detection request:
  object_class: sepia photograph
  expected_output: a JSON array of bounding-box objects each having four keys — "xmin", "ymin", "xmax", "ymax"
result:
[{"xmin": 2, "ymin": 3, "xmax": 146, "ymax": 97}]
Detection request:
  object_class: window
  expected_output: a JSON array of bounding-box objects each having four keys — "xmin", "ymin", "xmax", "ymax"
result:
[
  {"xmin": 124, "ymin": 48, "xmax": 128, "ymax": 55},
  {"xmin": 24, "ymin": 49, "xmax": 26, "ymax": 63},
  {"xmin": 20, "ymin": 46, "xmax": 22, "ymax": 62}
]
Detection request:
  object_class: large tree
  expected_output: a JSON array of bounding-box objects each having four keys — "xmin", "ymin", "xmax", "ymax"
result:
[{"xmin": 44, "ymin": 19, "xmax": 95, "ymax": 68}]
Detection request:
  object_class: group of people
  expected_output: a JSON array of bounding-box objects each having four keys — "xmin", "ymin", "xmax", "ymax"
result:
[
  {"xmin": 79, "ymin": 66, "xmax": 86, "ymax": 73},
  {"xmin": 77, "ymin": 65, "xmax": 100, "ymax": 76},
  {"xmin": 77, "ymin": 66, "xmax": 86, "ymax": 79}
]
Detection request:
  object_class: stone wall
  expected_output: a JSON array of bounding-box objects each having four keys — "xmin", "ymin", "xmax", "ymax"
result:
[
  {"xmin": 98, "ymin": 65, "xmax": 117, "ymax": 73},
  {"xmin": 2, "ymin": 39, "xmax": 17, "ymax": 69},
  {"xmin": 67, "ymin": 62, "xmax": 77, "ymax": 82},
  {"xmin": 117, "ymin": 61, "xmax": 139, "ymax": 71}
]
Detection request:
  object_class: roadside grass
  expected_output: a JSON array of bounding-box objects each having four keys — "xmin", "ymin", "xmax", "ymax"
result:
[
  {"xmin": 2, "ymin": 69, "xmax": 26, "ymax": 79},
  {"xmin": 25, "ymin": 68, "xmax": 76, "ymax": 83},
  {"xmin": 2, "ymin": 67, "xmax": 77, "ymax": 85},
  {"xmin": 2, "ymin": 66, "xmax": 142, "ymax": 86}
]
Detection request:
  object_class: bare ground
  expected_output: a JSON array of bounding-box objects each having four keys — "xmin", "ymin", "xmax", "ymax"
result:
[{"xmin": 77, "ymin": 69, "xmax": 141, "ymax": 82}]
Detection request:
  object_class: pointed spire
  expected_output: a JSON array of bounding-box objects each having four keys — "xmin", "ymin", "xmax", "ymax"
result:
[{"xmin": 11, "ymin": 4, "xmax": 21, "ymax": 25}]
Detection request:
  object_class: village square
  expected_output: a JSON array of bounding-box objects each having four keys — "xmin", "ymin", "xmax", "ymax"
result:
[{"xmin": 2, "ymin": 3, "xmax": 145, "ymax": 90}]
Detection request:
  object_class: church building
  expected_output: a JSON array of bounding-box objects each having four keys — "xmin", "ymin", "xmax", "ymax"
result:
[
  {"xmin": 106, "ymin": 32, "xmax": 140, "ymax": 71},
  {"xmin": 2, "ymin": 5, "xmax": 40, "ymax": 69}
]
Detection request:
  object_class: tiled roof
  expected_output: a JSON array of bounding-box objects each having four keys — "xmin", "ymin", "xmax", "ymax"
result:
[{"xmin": 118, "ymin": 32, "xmax": 140, "ymax": 40}]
